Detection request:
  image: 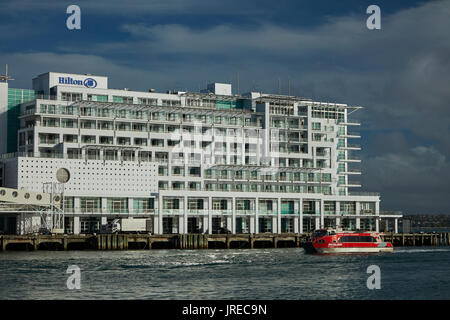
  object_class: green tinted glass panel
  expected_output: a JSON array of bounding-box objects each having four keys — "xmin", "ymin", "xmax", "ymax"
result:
[{"xmin": 7, "ymin": 88, "xmax": 35, "ymax": 153}]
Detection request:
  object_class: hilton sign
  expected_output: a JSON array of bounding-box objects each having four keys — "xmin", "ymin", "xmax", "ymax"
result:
[{"xmin": 58, "ymin": 77, "xmax": 98, "ymax": 88}]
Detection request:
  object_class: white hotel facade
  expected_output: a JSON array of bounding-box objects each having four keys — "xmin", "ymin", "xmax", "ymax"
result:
[{"xmin": 0, "ymin": 72, "xmax": 402, "ymax": 235}]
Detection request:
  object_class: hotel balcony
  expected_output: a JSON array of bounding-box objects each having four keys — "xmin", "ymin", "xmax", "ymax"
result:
[
  {"xmin": 338, "ymin": 181, "xmax": 362, "ymax": 187},
  {"xmin": 187, "ymin": 209, "xmax": 208, "ymax": 215},
  {"xmin": 338, "ymin": 169, "xmax": 362, "ymax": 175},
  {"xmin": 211, "ymin": 210, "xmax": 233, "ymax": 215},
  {"xmin": 337, "ymin": 155, "xmax": 361, "ymax": 163},
  {"xmin": 338, "ymin": 131, "xmax": 361, "ymax": 138},
  {"xmin": 337, "ymin": 144, "xmax": 361, "ymax": 150},
  {"xmin": 337, "ymin": 120, "xmax": 360, "ymax": 126},
  {"xmin": 235, "ymin": 210, "xmax": 256, "ymax": 215}
]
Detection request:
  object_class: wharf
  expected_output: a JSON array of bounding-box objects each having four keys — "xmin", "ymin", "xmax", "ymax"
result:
[{"xmin": 0, "ymin": 232, "xmax": 449, "ymax": 251}]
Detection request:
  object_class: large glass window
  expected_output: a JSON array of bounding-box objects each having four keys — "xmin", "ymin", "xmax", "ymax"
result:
[
  {"xmin": 80, "ymin": 197, "xmax": 101, "ymax": 213},
  {"xmin": 133, "ymin": 198, "xmax": 154, "ymax": 213},
  {"xmin": 107, "ymin": 198, "xmax": 128, "ymax": 213}
]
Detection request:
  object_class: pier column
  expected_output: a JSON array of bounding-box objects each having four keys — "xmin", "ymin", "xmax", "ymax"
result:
[
  {"xmin": 127, "ymin": 198, "xmax": 133, "ymax": 215},
  {"xmin": 375, "ymin": 218, "xmax": 379, "ymax": 233},
  {"xmin": 272, "ymin": 216, "xmax": 277, "ymax": 234},
  {"xmin": 277, "ymin": 198, "xmax": 281, "ymax": 234},
  {"xmin": 183, "ymin": 196, "xmax": 188, "ymax": 234},
  {"xmin": 73, "ymin": 217, "xmax": 80, "ymax": 235},
  {"xmin": 74, "ymin": 197, "xmax": 81, "ymax": 214},
  {"xmin": 208, "ymin": 197, "xmax": 212, "ymax": 235},
  {"xmin": 394, "ymin": 218, "xmax": 398, "ymax": 234},
  {"xmin": 232, "ymin": 197, "xmax": 236, "ymax": 234},
  {"xmin": 202, "ymin": 216, "xmax": 208, "ymax": 234},
  {"xmin": 315, "ymin": 217, "xmax": 320, "ymax": 230},
  {"xmin": 293, "ymin": 216, "xmax": 299, "ymax": 234},
  {"xmin": 154, "ymin": 216, "xmax": 159, "ymax": 235},
  {"xmin": 18, "ymin": 213, "xmax": 25, "ymax": 235},
  {"xmin": 157, "ymin": 194, "xmax": 163, "ymax": 234},
  {"xmin": 320, "ymin": 199, "xmax": 324, "ymax": 229},
  {"xmin": 249, "ymin": 216, "xmax": 255, "ymax": 234},
  {"xmin": 101, "ymin": 198, "xmax": 108, "ymax": 215},
  {"xmin": 336, "ymin": 217, "xmax": 341, "ymax": 228},
  {"xmin": 299, "ymin": 198, "xmax": 303, "ymax": 234},
  {"xmin": 227, "ymin": 216, "xmax": 232, "ymax": 232},
  {"xmin": 254, "ymin": 197, "xmax": 259, "ymax": 234},
  {"xmin": 355, "ymin": 202, "xmax": 361, "ymax": 230}
]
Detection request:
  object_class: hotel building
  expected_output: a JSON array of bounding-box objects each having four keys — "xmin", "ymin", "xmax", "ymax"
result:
[{"xmin": 0, "ymin": 72, "xmax": 402, "ymax": 235}]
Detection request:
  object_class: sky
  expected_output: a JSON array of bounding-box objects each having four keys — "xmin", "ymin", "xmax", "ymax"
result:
[{"xmin": 0, "ymin": 0, "xmax": 449, "ymax": 214}]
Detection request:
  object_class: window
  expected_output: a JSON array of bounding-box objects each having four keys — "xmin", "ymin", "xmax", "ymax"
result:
[
  {"xmin": 61, "ymin": 92, "xmax": 82, "ymax": 101},
  {"xmin": 80, "ymin": 197, "xmax": 101, "ymax": 213},
  {"xmin": 113, "ymin": 96, "xmax": 133, "ymax": 104},
  {"xmin": 87, "ymin": 94, "xmax": 108, "ymax": 102},
  {"xmin": 338, "ymin": 236, "xmax": 377, "ymax": 243},
  {"xmin": 134, "ymin": 138, "xmax": 147, "ymax": 146},
  {"xmin": 117, "ymin": 137, "xmax": 131, "ymax": 145},
  {"xmin": 212, "ymin": 200, "xmax": 227, "ymax": 210},
  {"xmin": 138, "ymin": 97, "xmax": 157, "ymax": 105},
  {"xmin": 107, "ymin": 198, "xmax": 128, "ymax": 213},
  {"xmin": 63, "ymin": 135, "xmax": 78, "ymax": 143},
  {"xmin": 163, "ymin": 199, "xmax": 180, "ymax": 210},
  {"xmin": 162, "ymin": 99, "xmax": 181, "ymax": 106},
  {"xmin": 188, "ymin": 199, "xmax": 204, "ymax": 210},
  {"xmin": 82, "ymin": 135, "xmax": 96, "ymax": 144},
  {"xmin": 133, "ymin": 198, "xmax": 154, "ymax": 213},
  {"xmin": 151, "ymin": 139, "xmax": 164, "ymax": 147},
  {"xmin": 100, "ymin": 136, "xmax": 113, "ymax": 145}
]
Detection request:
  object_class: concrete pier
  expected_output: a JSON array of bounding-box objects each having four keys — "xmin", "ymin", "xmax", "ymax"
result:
[{"xmin": 1, "ymin": 232, "xmax": 449, "ymax": 251}]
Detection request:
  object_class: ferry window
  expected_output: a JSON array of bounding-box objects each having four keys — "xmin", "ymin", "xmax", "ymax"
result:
[{"xmin": 339, "ymin": 236, "xmax": 377, "ymax": 243}]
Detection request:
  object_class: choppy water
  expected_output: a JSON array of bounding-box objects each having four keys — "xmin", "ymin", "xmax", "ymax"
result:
[{"xmin": 0, "ymin": 247, "xmax": 449, "ymax": 299}]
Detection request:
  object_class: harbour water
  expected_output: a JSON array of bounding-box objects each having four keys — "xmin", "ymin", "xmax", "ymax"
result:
[{"xmin": 0, "ymin": 247, "xmax": 449, "ymax": 300}]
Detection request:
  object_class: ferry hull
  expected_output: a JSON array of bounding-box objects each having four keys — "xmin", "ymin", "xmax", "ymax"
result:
[{"xmin": 314, "ymin": 246, "xmax": 393, "ymax": 254}]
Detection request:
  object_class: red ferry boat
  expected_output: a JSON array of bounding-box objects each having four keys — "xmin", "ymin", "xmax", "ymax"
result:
[{"xmin": 303, "ymin": 228, "xmax": 393, "ymax": 254}]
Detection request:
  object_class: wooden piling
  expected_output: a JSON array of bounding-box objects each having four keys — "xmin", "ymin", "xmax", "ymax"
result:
[
  {"xmin": 118, "ymin": 235, "xmax": 123, "ymax": 250},
  {"xmin": 33, "ymin": 237, "xmax": 38, "ymax": 251}
]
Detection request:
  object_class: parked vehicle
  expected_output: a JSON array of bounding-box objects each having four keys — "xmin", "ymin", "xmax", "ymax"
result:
[{"xmin": 101, "ymin": 218, "xmax": 152, "ymax": 234}]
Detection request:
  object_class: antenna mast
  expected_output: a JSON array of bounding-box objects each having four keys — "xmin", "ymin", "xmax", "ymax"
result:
[{"xmin": 0, "ymin": 64, "xmax": 14, "ymax": 83}]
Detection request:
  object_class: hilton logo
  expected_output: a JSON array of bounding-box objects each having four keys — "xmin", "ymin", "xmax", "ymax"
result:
[{"xmin": 59, "ymin": 77, "xmax": 98, "ymax": 88}]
